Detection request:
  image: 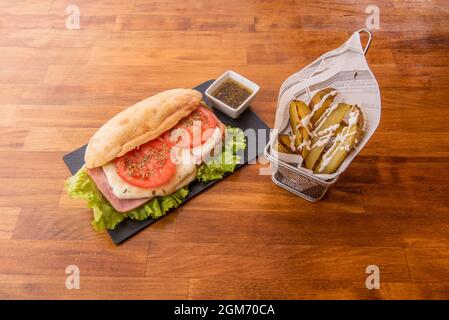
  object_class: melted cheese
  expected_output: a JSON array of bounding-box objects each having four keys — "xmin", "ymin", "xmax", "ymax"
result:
[
  {"xmin": 191, "ymin": 127, "xmax": 222, "ymax": 163},
  {"xmin": 102, "ymin": 126, "xmax": 222, "ymax": 200},
  {"xmin": 103, "ymin": 161, "xmax": 196, "ymax": 199}
]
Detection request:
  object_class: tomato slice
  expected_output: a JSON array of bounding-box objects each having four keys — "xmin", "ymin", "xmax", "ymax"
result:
[
  {"xmin": 163, "ymin": 105, "xmax": 217, "ymax": 148},
  {"xmin": 114, "ymin": 138, "xmax": 176, "ymax": 188}
]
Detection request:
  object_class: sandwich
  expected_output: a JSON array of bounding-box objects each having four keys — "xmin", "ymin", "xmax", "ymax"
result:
[{"xmin": 65, "ymin": 89, "xmax": 245, "ymax": 231}]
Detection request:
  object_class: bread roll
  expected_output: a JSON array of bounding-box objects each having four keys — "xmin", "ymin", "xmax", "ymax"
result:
[{"xmin": 84, "ymin": 89, "xmax": 202, "ymax": 168}]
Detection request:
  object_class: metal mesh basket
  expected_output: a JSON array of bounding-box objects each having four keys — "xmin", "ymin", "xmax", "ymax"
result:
[{"xmin": 264, "ymin": 144, "xmax": 339, "ymax": 202}]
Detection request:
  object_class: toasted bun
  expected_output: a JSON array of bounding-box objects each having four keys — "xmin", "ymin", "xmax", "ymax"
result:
[{"xmin": 85, "ymin": 89, "xmax": 202, "ymax": 168}]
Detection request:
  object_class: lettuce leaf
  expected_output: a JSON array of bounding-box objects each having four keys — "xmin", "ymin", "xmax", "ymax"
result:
[
  {"xmin": 65, "ymin": 168, "xmax": 189, "ymax": 232},
  {"xmin": 196, "ymin": 126, "xmax": 246, "ymax": 183}
]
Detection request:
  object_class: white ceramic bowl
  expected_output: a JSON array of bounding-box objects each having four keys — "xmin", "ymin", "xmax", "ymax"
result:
[{"xmin": 205, "ymin": 70, "xmax": 260, "ymax": 119}]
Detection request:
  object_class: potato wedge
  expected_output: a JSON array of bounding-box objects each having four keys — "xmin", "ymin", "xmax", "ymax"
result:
[
  {"xmin": 296, "ymin": 100, "xmax": 311, "ymax": 120},
  {"xmin": 274, "ymin": 141, "xmax": 290, "ymax": 154},
  {"xmin": 309, "ymin": 88, "xmax": 337, "ymax": 125},
  {"xmin": 314, "ymin": 106, "xmax": 364, "ymax": 174},
  {"xmin": 313, "ymin": 102, "xmax": 351, "ymax": 136},
  {"xmin": 314, "ymin": 126, "xmax": 356, "ymax": 174},
  {"xmin": 333, "ymin": 123, "xmax": 344, "ymax": 137},
  {"xmin": 304, "ymin": 103, "xmax": 351, "ymax": 170},
  {"xmin": 278, "ymin": 134, "xmax": 294, "ymax": 153},
  {"xmin": 305, "ymin": 123, "xmax": 344, "ymax": 170},
  {"xmin": 289, "ymin": 101, "xmax": 303, "ymax": 152},
  {"xmin": 295, "ymin": 100, "xmax": 311, "ymax": 158},
  {"xmin": 309, "ymin": 88, "xmax": 334, "ymax": 109},
  {"xmin": 352, "ymin": 105, "xmax": 365, "ymax": 142}
]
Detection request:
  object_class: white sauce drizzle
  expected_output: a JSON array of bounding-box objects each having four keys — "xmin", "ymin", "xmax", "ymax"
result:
[
  {"xmin": 317, "ymin": 109, "xmax": 360, "ymax": 173},
  {"xmin": 313, "ymin": 102, "xmax": 340, "ymax": 136},
  {"xmin": 288, "ymin": 134, "xmax": 296, "ymax": 151},
  {"xmin": 310, "ymin": 123, "xmax": 340, "ymax": 148},
  {"xmin": 301, "ymin": 90, "xmax": 337, "ymax": 130},
  {"xmin": 297, "ymin": 139, "xmax": 311, "ymax": 151}
]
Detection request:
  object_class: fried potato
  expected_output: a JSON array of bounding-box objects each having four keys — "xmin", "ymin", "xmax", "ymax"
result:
[
  {"xmin": 274, "ymin": 141, "xmax": 290, "ymax": 154},
  {"xmin": 295, "ymin": 100, "xmax": 311, "ymax": 158},
  {"xmin": 333, "ymin": 123, "xmax": 344, "ymax": 137},
  {"xmin": 313, "ymin": 102, "xmax": 351, "ymax": 134},
  {"xmin": 305, "ymin": 123, "xmax": 345, "ymax": 171},
  {"xmin": 278, "ymin": 134, "xmax": 294, "ymax": 153},
  {"xmin": 314, "ymin": 106, "xmax": 364, "ymax": 174},
  {"xmin": 304, "ymin": 103, "xmax": 351, "ymax": 170},
  {"xmin": 309, "ymin": 88, "xmax": 337, "ymax": 125},
  {"xmin": 289, "ymin": 101, "xmax": 303, "ymax": 152}
]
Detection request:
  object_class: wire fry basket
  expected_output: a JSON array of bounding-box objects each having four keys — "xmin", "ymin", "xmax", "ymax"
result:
[
  {"xmin": 264, "ymin": 30, "xmax": 377, "ymax": 202},
  {"xmin": 264, "ymin": 144, "xmax": 339, "ymax": 202}
]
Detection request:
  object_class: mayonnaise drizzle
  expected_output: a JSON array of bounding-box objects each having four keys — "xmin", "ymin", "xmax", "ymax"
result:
[
  {"xmin": 347, "ymin": 108, "xmax": 360, "ymax": 127},
  {"xmin": 310, "ymin": 123, "xmax": 340, "ymax": 148},
  {"xmin": 317, "ymin": 109, "xmax": 360, "ymax": 173},
  {"xmin": 288, "ymin": 134, "xmax": 296, "ymax": 151},
  {"xmin": 297, "ymin": 139, "xmax": 311, "ymax": 151},
  {"xmin": 313, "ymin": 102, "xmax": 340, "ymax": 136},
  {"xmin": 301, "ymin": 90, "xmax": 337, "ymax": 130}
]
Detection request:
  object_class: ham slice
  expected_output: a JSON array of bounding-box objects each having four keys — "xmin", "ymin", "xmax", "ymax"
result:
[{"xmin": 87, "ymin": 167, "xmax": 150, "ymax": 213}]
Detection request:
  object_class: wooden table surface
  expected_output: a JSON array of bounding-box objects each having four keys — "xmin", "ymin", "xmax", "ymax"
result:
[{"xmin": 1, "ymin": 0, "xmax": 448, "ymax": 300}]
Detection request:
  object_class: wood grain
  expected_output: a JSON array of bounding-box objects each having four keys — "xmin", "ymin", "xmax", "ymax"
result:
[
  {"xmin": 406, "ymin": 247, "xmax": 449, "ymax": 282},
  {"xmin": 0, "ymin": 275, "xmax": 188, "ymax": 299},
  {"xmin": 146, "ymin": 241, "xmax": 409, "ymax": 282},
  {"xmin": 22, "ymin": 127, "xmax": 96, "ymax": 152},
  {"xmin": 0, "ymin": 208, "xmax": 20, "ymax": 240},
  {"xmin": 0, "ymin": 105, "xmax": 16, "ymax": 127},
  {"xmin": 0, "ymin": 0, "xmax": 448, "ymax": 299},
  {"xmin": 0, "ymin": 47, "xmax": 91, "ymax": 65},
  {"xmin": 188, "ymin": 279, "xmax": 389, "ymax": 299},
  {"xmin": 0, "ymin": 128, "xmax": 28, "ymax": 151},
  {"xmin": 0, "ymin": 240, "xmax": 148, "ymax": 276}
]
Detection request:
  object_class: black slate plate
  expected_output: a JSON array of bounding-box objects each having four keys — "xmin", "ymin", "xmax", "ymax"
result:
[{"xmin": 63, "ymin": 80, "xmax": 270, "ymax": 244}]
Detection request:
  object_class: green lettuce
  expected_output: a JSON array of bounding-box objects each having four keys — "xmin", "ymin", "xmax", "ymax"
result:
[
  {"xmin": 65, "ymin": 168, "xmax": 189, "ymax": 232},
  {"xmin": 196, "ymin": 126, "xmax": 246, "ymax": 183}
]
